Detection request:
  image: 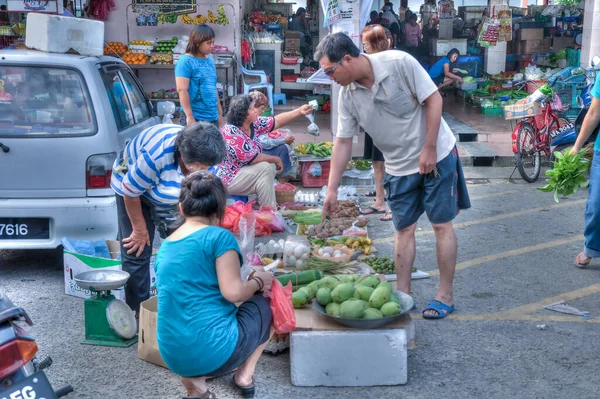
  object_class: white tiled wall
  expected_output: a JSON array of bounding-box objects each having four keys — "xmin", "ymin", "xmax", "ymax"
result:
[{"xmin": 580, "ymin": 0, "xmax": 600, "ymax": 67}]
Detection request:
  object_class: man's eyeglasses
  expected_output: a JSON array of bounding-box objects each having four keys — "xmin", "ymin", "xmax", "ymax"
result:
[{"xmin": 324, "ymin": 59, "xmax": 343, "ymax": 76}]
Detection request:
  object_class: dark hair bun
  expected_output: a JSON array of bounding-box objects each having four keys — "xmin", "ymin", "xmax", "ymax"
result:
[{"xmin": 187, "ymin": 172, "xmax": 215, "ymax": 198}]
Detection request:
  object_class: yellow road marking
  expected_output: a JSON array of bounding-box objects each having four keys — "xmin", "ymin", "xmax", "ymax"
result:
[
  {"xmin": 372, "ymin": 198, "xmax": 586, "ymax": 245},
  {"xmin": 494, "ymin": 283, "xmax": 600, "ymax": 318},
  {"xmin": 427, "ymin": 235, "xmax": 583, "ymax": 277},
  {"xmin": 448, "ymin": 284, "xmax": 600, "ymax": 322}
]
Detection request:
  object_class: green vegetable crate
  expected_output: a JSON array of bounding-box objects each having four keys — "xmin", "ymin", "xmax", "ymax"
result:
[{"xmin": 481, "ymin": 106, "xmax": 504, "ymax": 116}]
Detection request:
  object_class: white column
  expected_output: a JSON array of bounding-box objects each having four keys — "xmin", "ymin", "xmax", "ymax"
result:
[
  {"xmin": 483, "ymin": 0, "xmax": 507, "ymax": 74},
  {"xmin": 580, "ymin": 0, "xmax": 600, "ymax": 67}
]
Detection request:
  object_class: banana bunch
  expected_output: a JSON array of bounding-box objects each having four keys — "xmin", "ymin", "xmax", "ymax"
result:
[
  {"xmin": 345, "ymin": 237, "xmax": 373, "ymax": 255},
  {"xmin": 180, "ymin": 14, "xmax": 192, "ymax": 24},
  {"xmin": 193, "ymin": 14, "xmax": 207, "ymax": 24},
  {"xmin": 217, "ymin": 5, "xmax": 229, "ymax": 25},
  {"xmin": 294, "ymin": 143, "xmax": 308, "ymax": 155},
  {"xmin": 207, "ymin": 10, "xmax": 217, "ymax": 23},
  {"xmin": 158, "ymin": 13, "xmax": 168, "ymax": 24}
]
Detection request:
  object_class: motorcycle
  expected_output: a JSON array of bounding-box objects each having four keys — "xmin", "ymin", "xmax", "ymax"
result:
[
  {"xmin": 0, "ymin": 289, "xmax": 73, "ymax": 399},
  {"xmin": 549, "ymin": 55, "xmax": 600, "ymax": 157}
]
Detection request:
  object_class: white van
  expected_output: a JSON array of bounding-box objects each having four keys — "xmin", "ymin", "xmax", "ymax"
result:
[{"xmin": 0, "ymin": 50, "xmax": 169, "ymax": 249}]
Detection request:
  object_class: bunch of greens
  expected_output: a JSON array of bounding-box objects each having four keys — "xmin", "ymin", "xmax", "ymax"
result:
[
  {"xmin": 538, "ymin": 84, "xmax": 554, "ymax": 96},
  {"xmin": 556, "ymin": 0, "xmax": 581, "ymax": 8},
  {"xmin": 538, "ymin": 150, "xmax": 590, "ymax": 202},
  {"xmin": 548, "ymin": 50, "xmax": 568, "ymax": 64}
]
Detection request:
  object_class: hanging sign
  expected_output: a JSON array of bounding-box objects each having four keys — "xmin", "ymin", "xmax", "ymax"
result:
[
  {"xmin": 323, "ymin": 0, "xmax": 342, "ymax": 28},
  {"xmin": 132, "ymin": 0, "xmax": 196, "ymax": 15},
  {"xmin": 7, "ymin": 0, "xmax": 58, "ymax": 13}
]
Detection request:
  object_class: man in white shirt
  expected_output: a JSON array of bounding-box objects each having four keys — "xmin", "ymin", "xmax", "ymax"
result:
[{"xmin": 316, "ymin": 33, "xmax": 471, "ymax": 319}]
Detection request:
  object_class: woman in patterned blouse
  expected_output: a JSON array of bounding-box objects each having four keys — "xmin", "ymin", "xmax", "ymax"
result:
[{"xmin": 216, "ymin": 95, "xmax": 313, "ymax": 207}]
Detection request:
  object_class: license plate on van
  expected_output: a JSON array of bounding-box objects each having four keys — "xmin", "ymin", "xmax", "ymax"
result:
[{"xmin": 0, "ymin": 218, "xmax": 49, "ymax": 240}]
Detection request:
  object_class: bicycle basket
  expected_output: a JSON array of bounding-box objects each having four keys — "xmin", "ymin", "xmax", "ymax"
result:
[{"xmin": 549, "ymin": 93, "xmax": 569, "ymax": 112}]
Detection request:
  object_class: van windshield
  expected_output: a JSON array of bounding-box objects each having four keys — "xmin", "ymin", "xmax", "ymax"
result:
[{"xmin": 0, "ymin": 66, "xmax": 96, "ymax": 137}]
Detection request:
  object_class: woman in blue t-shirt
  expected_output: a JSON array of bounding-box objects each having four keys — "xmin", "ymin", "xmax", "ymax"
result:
[
  {"xmin": 428, "ymin": 48, "xmax": 463, "ymax": 93},
  {"xmin": 176, "ymin": 25, "xmax": 223, "ymax": 127},
  {"xmin": 154, "ymin": 171, "xmax": 273, "ymax": 398},
  {"xmin": 570, "ymin": 76, "xmax": 600, "ymax": 268}
]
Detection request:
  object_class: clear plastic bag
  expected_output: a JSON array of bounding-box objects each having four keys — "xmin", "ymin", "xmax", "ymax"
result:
[
  {"xmin": 283, "ymin": 235, "xmax": 311, "ymax": 268},
  {"xmin": 307, "ymin": 162, "xmax": 322, "ymax": 177},
  {"xmin": 342, "ymin": 221, "xmax": 368, "ymax": 237},
  {"xmin": 238, "ymin": 213, "xmax": 256, "ymax": 281}
]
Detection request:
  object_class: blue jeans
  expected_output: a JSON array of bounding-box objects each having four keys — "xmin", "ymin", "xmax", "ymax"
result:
[{"xmin": 584, "ymin": 151, "xmax": 600, "ymax": 257}]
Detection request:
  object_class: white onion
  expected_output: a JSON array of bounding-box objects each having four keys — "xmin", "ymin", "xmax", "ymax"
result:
[
  {"xmin": 288, "ymin": 255, "xmax": 297, "ymax": 265},
  {"xmin": 284, "ymin": 248, "xmax": 293, "ymax": 257},
  {"xmin": 296, "ymin": 260, "xmax": 304, "ymax": 268},
  {"xmin": 293, "ymin": 245, "xmax": 307, "ymax": 258},
  {"xmin": 318, "ymin": 248, "xmax": 324, "ymax": 256},
  {"xmin": 269, "ymin": 240, "xmax": 277, "ymax": 246},
  {"xmin": 301, "ymin": 253, "xmax": 310, "ymax": 259},
  {"xmin": 333, "ymin": 250, "xmax": 343, "ymax": 257},
  {"xmin": 322, "ymin": 253, "xmax": 331, "ymax": 258},
  {"xmin": 322, "ymin": 247, "xmax": 334, "ymax": 255}
]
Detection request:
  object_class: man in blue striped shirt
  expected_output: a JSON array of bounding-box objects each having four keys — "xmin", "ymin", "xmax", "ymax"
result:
[{"xmin": 111, "ymin": 122, "xmax": 226, "ymax": 315}]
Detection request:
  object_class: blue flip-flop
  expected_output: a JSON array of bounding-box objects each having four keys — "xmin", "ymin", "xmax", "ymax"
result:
[{"xmin": 422, "ymin": 299, "xmax": 455, "ymax": 320}]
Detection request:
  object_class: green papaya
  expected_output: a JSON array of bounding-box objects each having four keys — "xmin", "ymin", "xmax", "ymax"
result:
[
  {"xmin": 381, "ymin": 301, "xmax": 402, "ymax": 317},
  {"xmin": 369, "ymin": 286, "xmax": 392, "ymax": 309},
  {"xmin": 331, "ymin": 283, "xmax": 355, "ymax": 304},
  {"xmin": 325, "ymin": 302, "xmax": 341, "ymax": 317},
  {"xmin": 316, "ymin": 287, "xmax": 332, "ymax": 306},
  {"xmin": 363, "ymin": 308, "xmax": 384, "ymax": 319}
]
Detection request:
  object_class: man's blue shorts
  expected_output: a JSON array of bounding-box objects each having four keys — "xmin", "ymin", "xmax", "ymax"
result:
[{"xmin": 383, "ymin": 147, "xmax": 471, "ymax": 231}]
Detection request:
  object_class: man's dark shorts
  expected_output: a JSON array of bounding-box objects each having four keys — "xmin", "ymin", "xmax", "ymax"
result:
[{"xmin": 383, "ymin": 147, "xmax": 471, "ymax": 231}]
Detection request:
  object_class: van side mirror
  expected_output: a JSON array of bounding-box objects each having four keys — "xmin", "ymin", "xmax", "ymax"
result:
[{"xmin": 592, "ymin": 55, "xmax": 600, "ymax": 69}]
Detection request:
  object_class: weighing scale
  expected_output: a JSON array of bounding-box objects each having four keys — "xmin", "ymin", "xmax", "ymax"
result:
[{"xmin": 74, "ymin": 270, "xmax": 138, "ymax": 347}]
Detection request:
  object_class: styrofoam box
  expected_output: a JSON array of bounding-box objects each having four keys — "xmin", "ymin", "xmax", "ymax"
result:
[
  {"xmin": 430, "ymin": 38, "xmax": 468, "ymax": 57},
  {"xmin": 26, "ymin": 13, "xmax": 104, "ymax": 57}
]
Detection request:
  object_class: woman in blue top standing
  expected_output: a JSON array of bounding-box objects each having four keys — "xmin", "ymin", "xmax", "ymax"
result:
[
  {"xmin": 428, "ymin": 48, "xmax": 463, "ymax": 94},
  {"xmin": 176, "ymin": 25, "xmax": 223, "ymax": 127},
  {"xmin": 155, "ymin": 171, "xmax": 274, "ymax": 399},
  {"xmin": 570, "ymin": 75, "xmax": 600, "ymax": 268}
]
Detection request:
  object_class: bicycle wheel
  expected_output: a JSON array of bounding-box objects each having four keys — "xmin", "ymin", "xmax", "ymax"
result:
[{"xmin": 516, "ymin": 122, "xmax": 541, "ymax": 182}]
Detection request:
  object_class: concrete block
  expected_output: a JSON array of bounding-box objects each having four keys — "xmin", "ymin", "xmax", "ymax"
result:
[
  {"xmin": 290, "ymin": 329, "xmax": 407, "ymax": 387},
  {"xmin": 26, "ymin": 13, "xmax": 104, "ymax": 57}
]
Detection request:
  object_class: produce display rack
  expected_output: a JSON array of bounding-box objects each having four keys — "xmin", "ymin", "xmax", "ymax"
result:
[{"xmin": 123, "ymin": 2, "xmax": 239, "ymax": 109}]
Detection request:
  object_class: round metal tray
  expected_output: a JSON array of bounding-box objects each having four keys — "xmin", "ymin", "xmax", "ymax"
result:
[
  {"xmin": 74, "ymin": 270, "xmax": 130, "ymax": 292},
  {"xmin": 312, "ymin": 290, "xmax": 414, "ymax": 329}
]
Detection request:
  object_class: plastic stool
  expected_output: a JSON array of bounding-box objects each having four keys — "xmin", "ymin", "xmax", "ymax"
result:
[
  {"xmin": 273, "ymin": 93, "xmax": 287, "ymax": 105},
  {"xmin": 228, "ymin": 195, "xmax": 249, "ymax": 203}
]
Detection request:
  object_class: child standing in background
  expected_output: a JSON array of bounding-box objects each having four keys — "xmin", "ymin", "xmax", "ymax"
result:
[{"xmin": 176, "ymin": 25, "xmax": 223, "ymax": 127}]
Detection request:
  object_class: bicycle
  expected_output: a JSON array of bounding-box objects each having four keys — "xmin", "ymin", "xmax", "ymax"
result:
[{"xmin": 510, "ymin": 79, "xmax": 571, "ymax": 183}]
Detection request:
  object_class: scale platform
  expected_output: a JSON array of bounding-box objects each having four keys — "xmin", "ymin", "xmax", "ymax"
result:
[{"xmin": 74, "ymin": 270, "xmax": 138, "ymax": 347}]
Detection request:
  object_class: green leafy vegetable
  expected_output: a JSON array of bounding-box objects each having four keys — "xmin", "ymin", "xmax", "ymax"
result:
[
  {"xmin": 463, "ymin": 76, "xmax": 477, "ymax": 84},
  {"xmin": 538, "ymin": 84, "xmax": 554, "ymax": 96},
  {"xmin": 538, "ymin": 149, "xmax": 590, "ymax": 202}
]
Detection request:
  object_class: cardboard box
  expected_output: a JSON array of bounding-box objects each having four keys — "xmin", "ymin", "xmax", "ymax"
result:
[
  {"xmin": 519, "ymin": 38, "xmax": 551, "ymax": 54},
  {"xmin": 138, "ymin": 296, "xmax": 168, "ymax": 369},
  {"xmin": 63, "ymin": 240, "xmax": 157, "ymax": 300},
  {"xmin": 503, "ymin": 102, "xmax": 541, "ymax": 120},
  {"xmin": 517, "ymin": 28, "xmax": 543, "ymax": 41},
  {"xmin": 552, "ymin": 36, "xmax": 575, "ymax": 51}
]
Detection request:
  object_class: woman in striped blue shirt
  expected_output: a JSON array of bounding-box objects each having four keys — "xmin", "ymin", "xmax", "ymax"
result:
[{"xmin": 110, "ymin": 122, "xmax": 226, "ymax": 315}]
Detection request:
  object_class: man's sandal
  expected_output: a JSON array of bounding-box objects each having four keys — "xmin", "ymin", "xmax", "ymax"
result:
[
  {"xmin": 233, "ymin": 376, "xmax": 255, "ymax": 398},
  {"xmin": 575, "ymin": 252, "xmax": 592, "ymax": 268},
  {"xmin": 422, "ymin": 300, "xmax": 455, "ymax": 320}
]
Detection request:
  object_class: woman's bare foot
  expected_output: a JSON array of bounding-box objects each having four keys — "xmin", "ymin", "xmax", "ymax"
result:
[
  {"xmin": 575, "ymin": 252, "xmax": 592, "ymax": 268},
  {"xmin": 181, "ymin": 376, "xmax": 208, "ymax": 397}
]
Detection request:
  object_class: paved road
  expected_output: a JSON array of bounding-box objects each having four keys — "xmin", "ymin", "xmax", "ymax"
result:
[{"xmin": 1, "ymin": 168, "xmax": 599, "ymax": 399}]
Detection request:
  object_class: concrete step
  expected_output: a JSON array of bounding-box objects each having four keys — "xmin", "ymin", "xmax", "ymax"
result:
[
  {"xmin": 443, "ymin": 112, "xmax": 479, "ymax": 143},
  {"xmin": 458, "ymin": 141, "xmax": 498, "ymax": 167}
]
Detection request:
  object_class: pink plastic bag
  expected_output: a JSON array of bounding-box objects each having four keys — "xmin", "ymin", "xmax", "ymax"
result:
[{"xmin": 264, "ymin": 280, "xmax": 296, "ymax": 334}]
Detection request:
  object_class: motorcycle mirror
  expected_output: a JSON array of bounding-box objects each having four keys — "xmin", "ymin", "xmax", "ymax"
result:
[{"xmin": 592, "ymin": 55, "xmax": 600, "ymax": 69}]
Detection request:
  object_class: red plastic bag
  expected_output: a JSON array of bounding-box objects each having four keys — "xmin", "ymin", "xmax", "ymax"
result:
[
  {"xmin": 232, "ymin": 212, "xmax": 272, "ymax": 237},
  {"xmin": 220, "ymin": 201, "xmax": 253, "ymax": 230},
  {"xmin": 254, "ymin": 206, "xmax": 287, "ymax": 233},
  {"xmin": 264, "ymin": 280, "xmax": 296, "ymax": 334}
]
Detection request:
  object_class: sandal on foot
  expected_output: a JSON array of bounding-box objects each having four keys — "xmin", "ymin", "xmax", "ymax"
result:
[
  {"xmin": 575, "ymin": 252, "xmax": 592, "ymax": 268},
  {"xmin": 380, "ymin": 212, "xmax": 393, "ymax": 222},
  {"xmin": 360, "ymin": 206, "xmax": 385, "ymax": 215},
  {"xmin": 183, "ymin": 391, "xmax": 215, "ymax": 399},
  {"xmin": 422, "ymin": 300, "xmax": 455, "ymax": 320},
  {"xmin": 364, "ymin": 190, "xmax": 377, "ymax": 197},
  {"xmin": 233, "ymin": 376, "xmax": 255, "ymax": 398}
]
